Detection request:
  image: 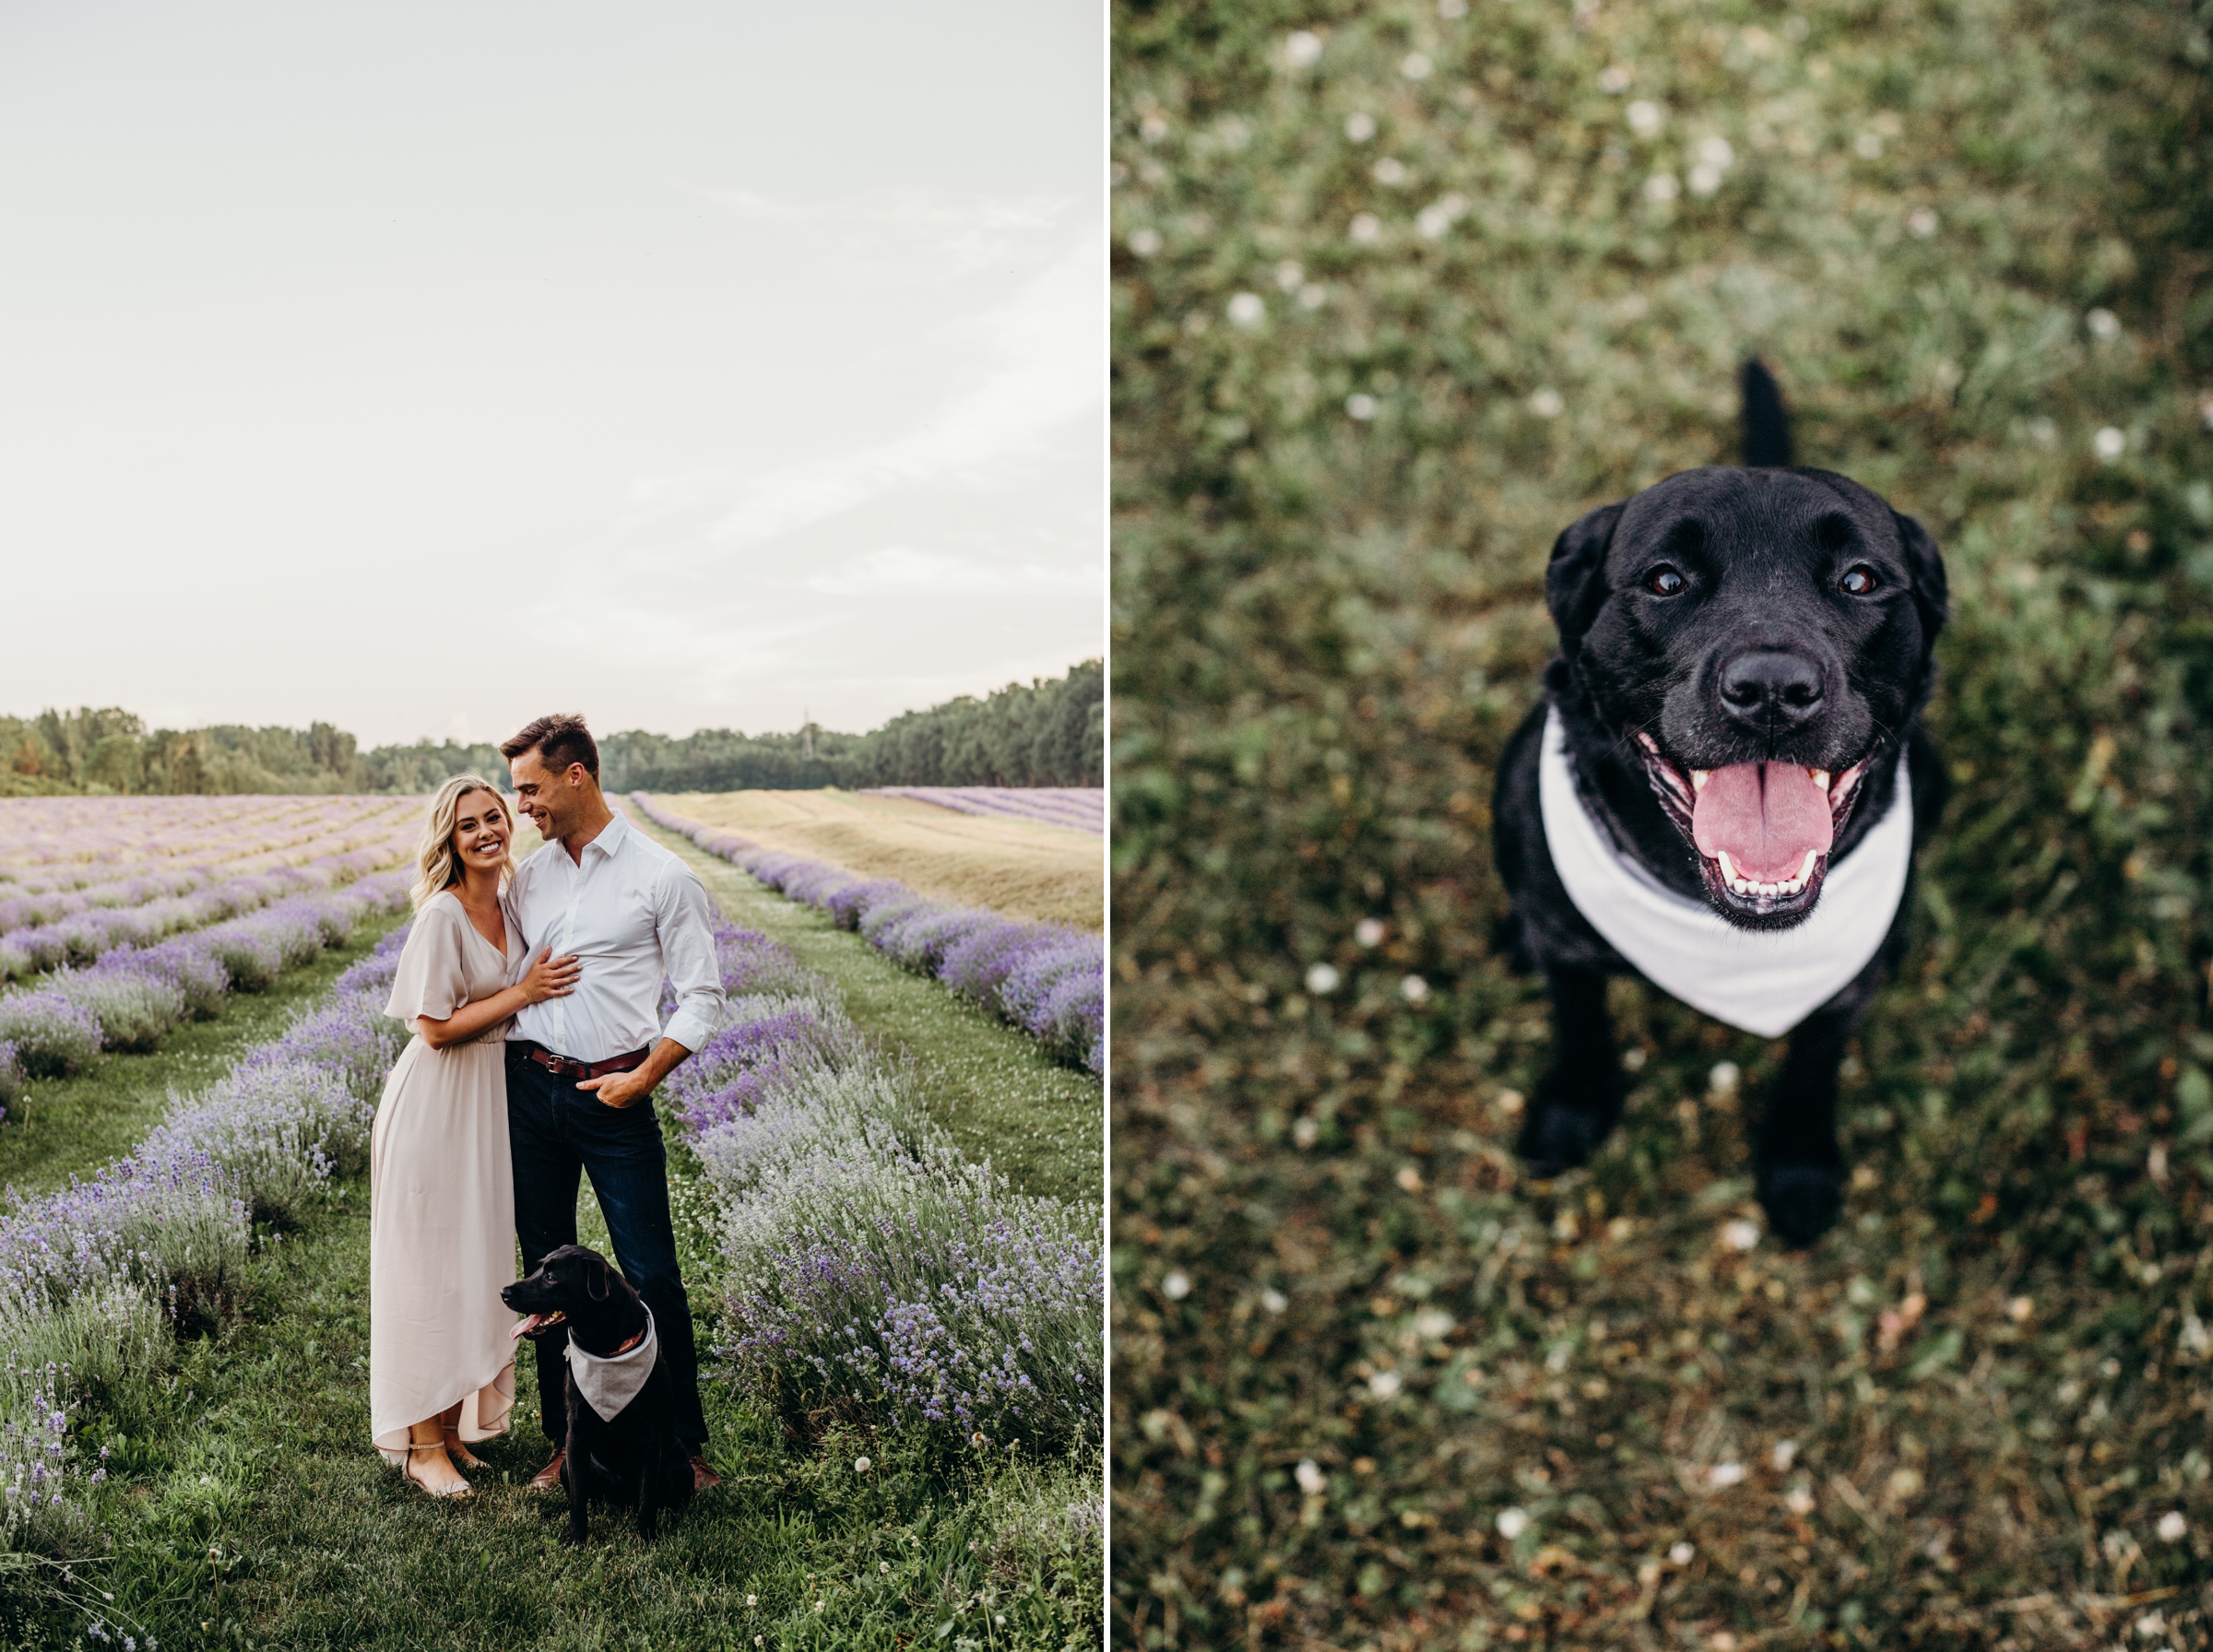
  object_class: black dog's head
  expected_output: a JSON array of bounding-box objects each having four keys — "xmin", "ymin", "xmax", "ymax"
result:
[
  {"xmin": 1545, "ymin": 465, "xmax": 1947, "ymax": 928},
  {"xmin": 502, "ymin": 1245, "xmax": 645, "ymax": 1355}
]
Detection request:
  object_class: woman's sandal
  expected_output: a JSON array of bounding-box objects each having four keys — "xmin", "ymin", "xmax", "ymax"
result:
[
  {"xmin": 443, "ymin": 1432, "xmax": 487, "ymax": 1471},
  {"xmin": 402, "ymin": 1445, "xmax": 472, "ymax": 1499}
]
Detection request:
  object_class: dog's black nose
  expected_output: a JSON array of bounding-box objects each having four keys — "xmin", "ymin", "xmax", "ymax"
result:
[{"xmin": 1718, "ymin": 649, "xmax": 1825, "ymax": 725}]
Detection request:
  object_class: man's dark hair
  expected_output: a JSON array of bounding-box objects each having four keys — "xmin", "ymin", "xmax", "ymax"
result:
[{"xmin": 501, "ymin": 714, "xmax": 599, "ymax": 780}]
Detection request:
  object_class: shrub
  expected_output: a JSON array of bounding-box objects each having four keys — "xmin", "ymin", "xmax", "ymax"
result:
[{"xmin": 0, "ymin": 991, "xmax": 102, "ymax": 1078}]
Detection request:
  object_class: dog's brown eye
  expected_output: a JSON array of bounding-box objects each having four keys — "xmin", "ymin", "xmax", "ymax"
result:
[
  {"xmin": 1645, "ymin": 566, "xmax": 1686, "ymax": 596},
  {"xmin": 1840, "ymin": 565, "xmax": 1879, "ymax": 596}
]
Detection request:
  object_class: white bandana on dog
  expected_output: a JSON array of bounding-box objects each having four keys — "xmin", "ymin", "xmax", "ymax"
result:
[
  {"xmin": 564, "ymin": 1310, "xmax": 658, "ymax": 1422},
  {"xmin": 1538, "ymin": 708, "xmax": 1913, "ymax": 1039}
]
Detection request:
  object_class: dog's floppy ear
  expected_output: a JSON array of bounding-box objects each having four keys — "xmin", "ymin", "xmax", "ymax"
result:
[
  {"xmin": 1890, "ymin": 509, "xmax": 1948, "ymax": 645},
  {"xmin": 586, "ymin": 1260, "xmax": 611, "ymax": 1303},
  {"xmin": 1544, "ymin": 502, "xmax": 1625, "ymax": 654}
]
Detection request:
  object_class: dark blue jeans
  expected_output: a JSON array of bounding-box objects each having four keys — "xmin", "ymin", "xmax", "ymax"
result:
[{"xmin": 505, "ymin": 1048, "xmax": 707, "ymax": 1450}]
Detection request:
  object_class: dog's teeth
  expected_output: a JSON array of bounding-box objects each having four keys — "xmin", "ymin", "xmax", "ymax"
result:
[
  {"xmin": 1799, "ymin": 849, "xmax": 1819, "ymax": 881},
  {"xmin": 1810, "ymin": 769, "xmax": 1830, "ymax": 790},
  {"xmin": 1691, "ymin": 769, "xmax": 1710, "ymax": 792},
  {"xmin": 1717, "ymin": 850, "xmax": 1738, "ymax": 884}
]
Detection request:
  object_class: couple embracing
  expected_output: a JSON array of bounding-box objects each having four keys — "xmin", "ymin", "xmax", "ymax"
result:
[{"xmin": 365, "ymin": 714, "xmax": 727, "ymax": 1498}]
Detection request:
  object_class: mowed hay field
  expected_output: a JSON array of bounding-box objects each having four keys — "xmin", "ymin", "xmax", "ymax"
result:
[{"xmin": 657, "ymin": 789, "xmax": 1105, "ymax": 928}]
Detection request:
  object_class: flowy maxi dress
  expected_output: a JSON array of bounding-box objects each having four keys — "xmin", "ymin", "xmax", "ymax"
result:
[{"xmin": 369, "ymin": 890, "xmax": 525, "ymax": 1463}]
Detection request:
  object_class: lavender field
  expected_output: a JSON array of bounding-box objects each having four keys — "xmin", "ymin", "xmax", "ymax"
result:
[
  {"xmin": 635, "ymin": 792, "xmax": 1105, "ymax": 1074},
  {"xmin": 865, "ymin": 787, "xmax": 1106, "ymax": 836}
]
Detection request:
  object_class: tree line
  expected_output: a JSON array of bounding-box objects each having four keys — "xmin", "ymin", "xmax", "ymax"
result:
[{"xmin": 0, "ymin": 661, "xmax": 1101, "ymax": 796}]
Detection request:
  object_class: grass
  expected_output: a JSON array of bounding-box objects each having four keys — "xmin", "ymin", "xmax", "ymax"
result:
[
  {"xmin": 0, "ymin": 911, "xmax": 408, "ymax": 1197},
  {"xmin": 1113, "ymin": 1, "xmax": 2213, "ymax": 1647},
  {"xmin": 642, "ymin": 818, "xmax": 1104, "ymax": 1207},
  {"xmin": 655, "ymin": 789, "xmax": 1106, "ymax": 930},
  {"xmin": 0, "ymin": 820, "xmax": 1102, "ymax": 1649}
]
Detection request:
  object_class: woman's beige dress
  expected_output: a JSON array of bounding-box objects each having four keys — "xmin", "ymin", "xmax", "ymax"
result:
[{"xmin": 370, "ymin": 890, "xmax": 525, "ymax": 1463}]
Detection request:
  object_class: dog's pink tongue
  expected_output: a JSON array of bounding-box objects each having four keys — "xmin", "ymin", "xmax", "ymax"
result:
[{"xmin": 1691, "ymin": 762, "xmax": 1833, "ymax": 882}]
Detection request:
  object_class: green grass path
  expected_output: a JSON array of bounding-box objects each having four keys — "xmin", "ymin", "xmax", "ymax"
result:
[{"xmin": 27, "ymin": 840, "xmax": 1101, "ymax": 1649}]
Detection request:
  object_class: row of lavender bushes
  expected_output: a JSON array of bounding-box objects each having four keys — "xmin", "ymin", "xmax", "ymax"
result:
[
  {"xmin": 0, "ymin": 848, "xmax": 407, "ymax": 985},
  {"xmin": 0, "ymin": 873, "xmax": 412, "ymax": 1117},
  {"xmin": 0, "ymin": 921, "xmax": 410, "ymax": 1551},
  {"xmin": 664, "ymin": 916, "xmax": 1103, "ymax": 1457},
  {"xmin": 629, "ymin": 794, "xmax": 1104, "ymax": 1075}
]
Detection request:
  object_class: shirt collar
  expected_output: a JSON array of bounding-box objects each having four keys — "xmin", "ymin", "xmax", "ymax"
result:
[{"xmin": 568, "ymin": 808, "xmax": 631, "ymax": 867}]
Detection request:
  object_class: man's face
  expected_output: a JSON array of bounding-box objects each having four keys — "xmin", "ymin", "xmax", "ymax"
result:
[{"xmin": 509, "ymin": 749, "xmax": 585, "ymax": 840}]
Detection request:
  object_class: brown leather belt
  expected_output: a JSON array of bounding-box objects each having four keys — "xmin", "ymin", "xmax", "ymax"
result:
[{"xmin": 512, "ymin": 1040, "xmax": 651, "ymax": 1081}]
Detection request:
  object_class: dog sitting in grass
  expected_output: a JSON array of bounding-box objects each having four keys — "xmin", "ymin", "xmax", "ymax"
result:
[
  {"xmin": 503, "ymin": 1245, "xmax": 695, "ymax": 1544},
  {"xmin": 1491, "ymin": 361, "xmax": 1948, "ymax": 1246}
]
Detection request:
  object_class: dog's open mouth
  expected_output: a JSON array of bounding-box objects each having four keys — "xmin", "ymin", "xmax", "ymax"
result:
[
  {"xmin": 511, "ymin": 1310, "xmax": 568, "ymax": 1340},
  {"xmin": 1635, "ymin": 733, "xmax": 1870, "ymax": 919}
]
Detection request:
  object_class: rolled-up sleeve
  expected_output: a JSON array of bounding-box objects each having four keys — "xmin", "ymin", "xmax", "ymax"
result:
[{"xmin": 654, "ymin": 864, "xmax": 727, "ymax": 1053}]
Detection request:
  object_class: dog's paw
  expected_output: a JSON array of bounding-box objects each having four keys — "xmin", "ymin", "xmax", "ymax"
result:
[
  {"xmin": 1758, "ymin": 1162, "xmax": 1843, "ymax": 1248},
  {"xmin": 1516, "ymin": 1102, "xmax": 1608, "ymax": 1176}
]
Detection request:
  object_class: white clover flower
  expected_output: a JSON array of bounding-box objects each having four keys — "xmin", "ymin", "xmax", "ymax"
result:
[
  {"xmin": 1349, "ymin": 213, "xmax": 1382, "ymax": 245},
  {"xmin": 1784, "ymin": 1485, "xmax": 1816, "ymax": 1516},
  {"xmin": 1367, "ymin": 1369, "xmax": 1402, "ymax": 1399},
  {"xmin": 1400, "ymin": 974, "xmax": 1430, "ymax": 1005},
  {"xmin": 1306, "ymin": 961, "xmax": 1343, "ymax": 993},
  {"xmin": 1643, "ymin": 171, "xmax": 1680, "ymax": 203},
  {"xmin": 1626, "ymin": 100, "xmax": 1665, "ymax": 136},
  {"xmin": 1401, "ymin": 53, "xmax": 1433, "ymax": 80},
  {"xmin": 1298, "ymin": 283, "xmax": 1328, "ymax": 310},
  {"xmin": 1345, "ymin": 112, "xmax": 1377, "ymax": 142},
  {"xmin": 1855, "ymin": 133, "xmax": 1885, "ymax": 159},
  {"xmin": 1709, "ymin": 1060, "xmax": 1741, "ymax": 1096},
  {"xmin": 1295, "ymin": 1458, "xmax": 1327, "ymax": 1495},
  {"xmin": 1274, "ymin": 260, "xmax": 1305, "ymax": 291},
  {"xmin": 1598, "ymin": 65, "xmax": 1633, "ymax": 93},
  {"xmin": 1697, "ymin": 136, "xmax": 1735, "ymax": 168},
  {"xmin": 1709, "ymin": 1460, "xmax": 1746, "ymax": 1488},
  {"xmin": 853, "ymin": 1456, "xmax": 871, "ymax": 1473},
  {"xmin": 2094, "ymin": 426, "xmax": 2127, "ymax": 462},
  {"xmin": 1414, "ymin": 1308, "xmax": 1455, "ymax": 1339},
  {"xmin": 2027, "ymin": 416, "xmax": 2056, "ymax": 446},
  {"xmin": 1496, "ymin": 1506, "xmax": 1529, "ymax": 1539},
  {"xmin": 1162, "ymin": 1270, "xmax": 1192, "ymax": 1301},
  {"xmin": 1669, "ymin": 1540, "xmax": 1696, "ymax": 1565},
  {"xmin": 880, "ymin": 1562, "xmax": 892, "ymax": 1574},
  {"xmin": 1285, "ymin": 30, "xmax": 1323, "ymax": 68},
  {"xmin": 1373, "ymin": 157, "xmax": 1408, "ymax": 185},
  {"xmin": 1438, "ymin": 0, "xmax": 1468, "ymax": 17},
  {"xmin": 1907, "ymin": 206, "xmax": 1940, "ymax": 238},
  {"xmin": 1128, "ymin": 228, "xmax": 1163, "ymax": 257},
  {"xmin": 1227, "ymin": 292, "xmax": 1266, "ymax": 328},
  {"xmin": 1722, "ymin": 1220, "xmax": 1760, "ymax": 1252},
  {"xmin": 1530, "ymin": 388, "xmax": 1565, "ymax": 419},
  {"xmin": 1687, "ymin": 164, "xmax": 1723, "ymax": 197},
  {"xmin": 1355, "ymin": 918, "xmax": 1386, "ymax": 947},
  {"xmin": 1140, "ymin": 114, "xmax": 1169, "ymax": 143},
  {"xmin": 2086, "ymin": 307, "xmax": 2121, "ymax": 339},
  {"xmin": 1292, "ymin": 1116, "xmax": 1320, "ymax": 1147},
  {"xmin": 1260, "ymin": 1288, "xmax": 1289, "ymax": 1314},
  {"xmin": 1772, "ymin": 1440, "xmax": 1798, "ymax": 1470},
  {"xmin": 2160, "ymin": 1510, "xmax": 2188, "ymax": 1541}
]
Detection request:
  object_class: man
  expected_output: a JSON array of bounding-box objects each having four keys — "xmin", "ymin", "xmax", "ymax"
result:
[{"xmin": 498, "ymin": 713, "xmax": 727, "ymax": 1493}]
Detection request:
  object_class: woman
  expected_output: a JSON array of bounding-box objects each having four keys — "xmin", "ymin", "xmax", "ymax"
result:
[{"xmin": 372, "ymin": 774, "xmax": 578, "ymax": 1496}]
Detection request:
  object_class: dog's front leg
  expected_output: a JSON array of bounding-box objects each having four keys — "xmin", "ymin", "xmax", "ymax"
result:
[
  {"xmin": 635, "ymin": 1448, "xmax": 660, "ymax": 1540},
  {"xmin": 1518, "ymin": 964, "xmax": 1621, "ymax": 1174},
  {"xmin": 562, "ymin": 1410, "xmax": 590, "ymax": 1547},
  {"xmin": 1757, "ymin": 1001, "xmax": 1856, "ymax": 1247}
]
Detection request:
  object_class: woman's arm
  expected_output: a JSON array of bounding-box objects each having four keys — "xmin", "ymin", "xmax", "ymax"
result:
[{"xmin": 416, "ymin": 946, "xmax": 579, "ymax": 1049}]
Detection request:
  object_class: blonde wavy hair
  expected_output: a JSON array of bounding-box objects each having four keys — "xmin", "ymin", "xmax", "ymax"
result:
[{"xmin": 410, "ymin": 774, "xmax": 516, "ymax": 910}]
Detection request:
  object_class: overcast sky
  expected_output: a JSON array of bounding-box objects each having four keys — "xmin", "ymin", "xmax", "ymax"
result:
[{"xmin": 0, "ymin": 3, "xmax": 1101, "ymax": 747}]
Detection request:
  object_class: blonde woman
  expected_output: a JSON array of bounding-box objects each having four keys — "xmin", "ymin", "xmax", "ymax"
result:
[{"xmin": 371, "ymin": 774, "xmax": 579, "ymax": 1496}]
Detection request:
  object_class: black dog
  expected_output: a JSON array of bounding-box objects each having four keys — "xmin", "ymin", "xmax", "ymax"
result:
[
  {"xmin": 503, "ymin": 1245, "xmax": 694, "ymax": 1544},
  {"xmin": 1492, "ymin": 361, "xmax": 1947, "ymax": 1245}
]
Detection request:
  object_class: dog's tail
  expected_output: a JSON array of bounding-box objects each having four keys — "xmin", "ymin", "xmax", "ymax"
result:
[{"xmin": 1739, "ymin": 358, "xmax": 1793, "ymax": 467}]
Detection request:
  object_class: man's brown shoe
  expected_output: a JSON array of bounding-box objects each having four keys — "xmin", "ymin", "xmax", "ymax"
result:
[
  {"xmin": 691, "ymin": 1455, "xmax": 721, "ymax": 1493},
  {"xmin": 528, "ymin": 1450, "xmax": 565, "ymax": 1491}
]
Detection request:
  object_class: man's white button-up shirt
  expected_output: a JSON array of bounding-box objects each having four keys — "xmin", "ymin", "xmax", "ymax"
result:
[{"xmin": 506, "ymin": 809, "xmax": 726, "ymax": 1063}]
